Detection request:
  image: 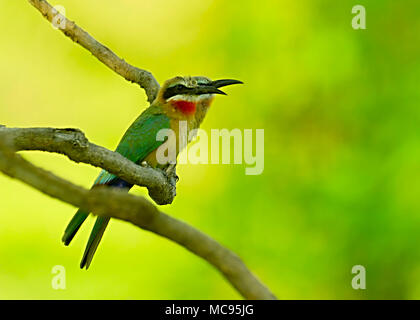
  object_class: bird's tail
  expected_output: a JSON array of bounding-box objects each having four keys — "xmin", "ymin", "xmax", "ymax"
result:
[
  {"xmin": 62, "ymin": 210, "xmax": 110, "ymax": 270},
  {"xmin": 62, "ymin": 209, "xmax": 89, "ymax": 246},
  {"xmin": 80, "ymin": 216, "xmax": 110, "ymax": 269},
  {"xmin": 62, "ymin": 170, "xmax": 133, "ymax": 270}
]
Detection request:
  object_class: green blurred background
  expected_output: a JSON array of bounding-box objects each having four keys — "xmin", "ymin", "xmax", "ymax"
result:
[{"xmin": 0, "ymin": 0, "xmax": 419, "ymax": 299}]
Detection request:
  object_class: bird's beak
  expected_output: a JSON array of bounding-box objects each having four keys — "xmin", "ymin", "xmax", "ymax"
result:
[
  {"xmin": 192, "ymin": 85, "xmax": 227, "ymax": 96},
  {"xmin": 211, "ymin": 79, "xmax": 244, "ymax": 88},
  {"xmin": 194, "ymin": 79, "xmax": 243, "ymax": 96}
]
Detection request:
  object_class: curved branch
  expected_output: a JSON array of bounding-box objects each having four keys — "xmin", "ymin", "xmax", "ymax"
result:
[
  {"xmin": 0, "ymin": 134, "xmax": 276, "ymax": 300},
  {"xmin": 0, "ymin": 126, "xmax": 176, "ymax": 205},
  {"xmin": 28, "ymin": 0, "xmax": 160, "ymax": 103}
]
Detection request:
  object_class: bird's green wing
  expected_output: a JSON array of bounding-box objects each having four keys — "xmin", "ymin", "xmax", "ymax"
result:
[
  {"xmin": 93, "ymin": 111, "xmax": 171, "ymax": 186},
  {"xmin": 62, "ymin": 111, "xmax": 171, "ymax": 258}
]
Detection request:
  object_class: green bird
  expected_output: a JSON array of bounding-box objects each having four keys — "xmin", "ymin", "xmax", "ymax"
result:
[{"xmin": 62, "ymin": 76, "xmax": 242, "ymax": 269}]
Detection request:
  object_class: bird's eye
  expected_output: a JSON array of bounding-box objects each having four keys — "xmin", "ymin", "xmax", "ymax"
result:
[{"xmin": 163, "ymin": 84, "xmax": 187, "ymax": 99}]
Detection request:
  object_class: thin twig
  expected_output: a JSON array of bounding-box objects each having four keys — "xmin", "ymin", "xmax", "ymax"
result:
[{"xmin": 28, "ymin": 0, "xmax": 160, "ymax": 103}]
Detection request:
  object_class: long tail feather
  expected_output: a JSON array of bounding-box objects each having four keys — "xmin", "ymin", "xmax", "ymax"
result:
[
  {"xmin": 62, "ymin": 209, "xmax": 89, "ymax": 246},
  {"xmin": 62, "ymin": 173, "xmax": 133, "ymax": 269},
  {"xmin": 80, "ymin": 216, "xmax": 110, "ymax": 269},
  {"xmin": 61, "ymin": 170, "xmax": 113, "ymax": 246}
]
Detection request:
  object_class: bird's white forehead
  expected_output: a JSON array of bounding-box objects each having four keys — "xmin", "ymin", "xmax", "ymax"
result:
[{"xmin": 170, "ymin": 76, "xmax": 211, "ymax": 87}]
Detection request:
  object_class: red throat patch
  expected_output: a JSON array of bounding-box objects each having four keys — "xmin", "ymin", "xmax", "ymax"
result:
[{"xmin": 172, "ymin": 100, "xmax": 196, "ymax": 115}]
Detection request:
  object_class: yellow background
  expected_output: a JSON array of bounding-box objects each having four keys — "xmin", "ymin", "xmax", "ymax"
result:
[{"xmin": 0, "ymin": 0, "xmax": 419, "ymax": 299}]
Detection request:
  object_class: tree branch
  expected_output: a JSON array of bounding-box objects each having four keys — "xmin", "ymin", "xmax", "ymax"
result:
[
  {"xmin": 0, "ymin": 132, "xmax": 276, "ymax": 300},
  {"xmin": 0, "ymin": 126, "xmax": 176, "ymax": 205},
  {"xmin": 28, "ymin": 0, "xmax": 160, "ymax": 103}
]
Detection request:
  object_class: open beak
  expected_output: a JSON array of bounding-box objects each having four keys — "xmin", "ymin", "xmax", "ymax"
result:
[
  {"xmin": 195, "ymin": 79, "xmax": 243, "ymax": 96},
  {"xmin": 211, "ymin": 79, "xmax": 244, "ymax": 88},
  {"xmin": 165, "ymin": 79, "xmax": 243, "ymax": 98},
  {"xmin": 192, "ymin": 86, "xmax": 227, "ymax": 96}
]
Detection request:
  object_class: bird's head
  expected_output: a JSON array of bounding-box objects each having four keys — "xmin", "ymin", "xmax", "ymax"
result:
[{"xmin": 157, "ymin": 76, "xmax": 242, "ymax": 116}]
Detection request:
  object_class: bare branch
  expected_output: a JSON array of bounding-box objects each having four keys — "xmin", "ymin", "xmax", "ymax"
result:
[
  {"xmin": 0, "ymin": 126, "xmax": 176, "ymax": 205},
  {"xmin": 0, "ymin": 136, "xmax": 277, "ymax": 300},
  {"xmin": 27, "ymin": 0, "xmax": 160, "ymax": 103}
]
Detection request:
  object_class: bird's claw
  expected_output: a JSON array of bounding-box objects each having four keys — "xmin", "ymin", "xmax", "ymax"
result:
[
  {"xmin": 165, "ymin": 164, "xmax": 179, "ymax": 187},
  {"xmin": 141, "ymin": 161, "xmax": 151, "ymax": 168}
]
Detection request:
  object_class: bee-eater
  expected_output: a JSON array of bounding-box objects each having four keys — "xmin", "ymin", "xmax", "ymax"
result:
[{"xmin": 62, "ymin": 76, "xmax": 242, "ymax": 269}]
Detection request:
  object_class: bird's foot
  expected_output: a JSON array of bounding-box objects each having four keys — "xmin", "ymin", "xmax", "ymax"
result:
[
  {"xmin": 141, "ymin": 161, "xmax": 151, "ymax": 168},
  {"xmin": 143, "ymin": 162, "xmax": 178, "ymax": 204},
  {"xmin": 165, "ymin": 163, "xmax": 179, "ymax": 185}
]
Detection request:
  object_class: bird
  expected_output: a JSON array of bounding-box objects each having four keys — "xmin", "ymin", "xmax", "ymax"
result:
[{"xmin": 61, "ymin": 76, "xmax": 242, "ymax": 269}]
